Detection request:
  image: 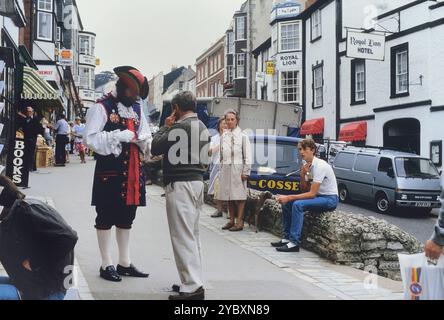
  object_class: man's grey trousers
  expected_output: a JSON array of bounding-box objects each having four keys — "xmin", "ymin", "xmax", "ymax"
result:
[{"xmin": 165, "ymin": 181, "xmax": 204, "ymax": 293}]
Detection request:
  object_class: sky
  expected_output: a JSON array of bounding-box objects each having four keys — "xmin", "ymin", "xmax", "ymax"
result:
[{"xmin": 76, "ymin": 0, "xmax": 245, "ymax": 79}]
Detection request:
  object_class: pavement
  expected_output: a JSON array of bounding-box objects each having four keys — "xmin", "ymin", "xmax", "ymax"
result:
[{"xmin": 1, "ymin": 157, "xmax": 405, "ymax": 300}]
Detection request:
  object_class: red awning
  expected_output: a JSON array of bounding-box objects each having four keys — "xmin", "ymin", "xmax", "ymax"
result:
[
  {"xmin": 300, "ymin": 118, "xmax": 324, "ymax": 136},
  {"xmin": 339, "ymin": 121, "xmax": 367, "ymax": 142}
]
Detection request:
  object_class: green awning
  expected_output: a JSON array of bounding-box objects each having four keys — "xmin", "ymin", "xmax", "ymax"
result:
[{"xmin": 21, "ymin": 66, "xmax": 64, "ymax": 110}]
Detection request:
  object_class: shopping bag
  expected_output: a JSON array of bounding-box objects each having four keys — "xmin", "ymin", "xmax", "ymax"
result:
[{"xmin": 399, "ymin": 253, "xmax": 444, "ymax": 300}]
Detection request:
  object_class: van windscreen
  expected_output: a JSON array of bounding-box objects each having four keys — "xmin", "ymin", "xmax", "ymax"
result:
[{"xmin": 395, "ymin": 158, "xmax": 440, "ymax": 179}]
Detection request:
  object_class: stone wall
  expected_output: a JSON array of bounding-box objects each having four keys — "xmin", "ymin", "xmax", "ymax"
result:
[{"xmin": 258, "ymin": 194, "xmax": 423, "ymax": 281}]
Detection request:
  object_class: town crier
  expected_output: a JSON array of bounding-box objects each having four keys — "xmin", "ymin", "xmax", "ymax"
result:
[{"xmin": 84, "ymin": 66, "xmax": 152, "ymax": 282}]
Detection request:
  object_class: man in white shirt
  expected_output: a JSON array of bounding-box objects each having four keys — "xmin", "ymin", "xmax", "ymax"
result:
[
  {"xmin": 273, "ymin": 139, "xmax": 339, "ymax": 252},
  {"xmin": 54, "ymin": 114, "xmax": 70, "ymax": 167},
  {"xmin": 84, "ymin": 66, "xmax": 152, "ymax": 282}
]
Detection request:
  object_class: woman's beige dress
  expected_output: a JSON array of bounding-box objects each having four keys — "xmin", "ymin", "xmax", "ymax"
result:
[{"xmin": 218, "ymin": 126, "xmax": 252, "ymax": 201}]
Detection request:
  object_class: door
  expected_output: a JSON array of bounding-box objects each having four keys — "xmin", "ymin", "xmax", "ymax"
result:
[
  {"xmin": 374, "ymin": 157, "xmax": 396, "ymax": 199},
  {"xmin": 352, "ymin": 154, "xmax": 378, "ymax": 202},
  {"xmin": 384, "ymin": 118, "xmax": 420, "ymax": 155}
]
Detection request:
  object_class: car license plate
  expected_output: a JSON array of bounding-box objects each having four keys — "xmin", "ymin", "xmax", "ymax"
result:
[{"xmin": 416, "ymin": 202, "xmax": 431, "ymax": 208}]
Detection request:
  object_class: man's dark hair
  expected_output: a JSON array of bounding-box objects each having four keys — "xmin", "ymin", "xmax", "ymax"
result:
[
  {"xmin": 59, "ymin": 114, "xmax": 66, "ymax": 120},
  {"xmin": 172, "ymin": 91, "xmax": 196, "ymax": 113},
  {"xmin": 298, "ymin": 139, "xmax": 317, "ymax": 153},
  {"xmin": 0, "ymin": 175, "xmax": 25, "ymax": 220}
]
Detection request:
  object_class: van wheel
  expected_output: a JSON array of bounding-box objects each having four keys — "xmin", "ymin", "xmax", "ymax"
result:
[
  {"xmin": 375, "ymin": 193, "xmax": 391, "ymax": 214},
  {"xmin": 338, "ymin": 185, "xmax": 350, "ymax": 203}
]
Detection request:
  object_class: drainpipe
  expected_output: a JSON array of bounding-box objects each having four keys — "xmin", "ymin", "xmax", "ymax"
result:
[{"xmin": 248, "ymin": 0, "xmax": 253, "ymax": 99}]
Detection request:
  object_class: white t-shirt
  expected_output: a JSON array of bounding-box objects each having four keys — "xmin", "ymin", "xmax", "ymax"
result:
[{"xmin": 308, "ymin": 157, "xmax": 339, "ymax": 196}]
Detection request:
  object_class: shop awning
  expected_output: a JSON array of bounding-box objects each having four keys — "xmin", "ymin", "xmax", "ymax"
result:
[
  {"xmin": 21, "ymin": 66, "xmax": 63, "ymax": 110},
  {"xmin": 339, "ymin": 121, "xmax": 367, "ymax": 142},
  {"xmin": 300, "ymin": 118, "xmax": 324, "ymax": 136}
]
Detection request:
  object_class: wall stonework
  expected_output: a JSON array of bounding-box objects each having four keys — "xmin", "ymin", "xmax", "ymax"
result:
[{"xmin": 244, "ymin": 190, "xmax": 423, "ymax": 281}]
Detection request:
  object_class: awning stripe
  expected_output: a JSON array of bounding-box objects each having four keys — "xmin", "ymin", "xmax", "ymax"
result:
[
  {"xmin": 339, "ymin": 121, "xmax": 367, "ymax": 142},
  {"xmin": 300, "ymin": 118, "xmax": 325, "ymax": 136},
  {"xmin": 21, "ymin": 66, "xmax": 63, "ymax": 110},
  {"xmin": 21, "ymin": 66, "xmax": 59, "ymax": 100}
]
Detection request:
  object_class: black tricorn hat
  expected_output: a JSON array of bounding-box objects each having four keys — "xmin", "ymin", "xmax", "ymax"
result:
[{"xmin": 113, "ymin": 66, "xmax": 149, "ymax": 100}]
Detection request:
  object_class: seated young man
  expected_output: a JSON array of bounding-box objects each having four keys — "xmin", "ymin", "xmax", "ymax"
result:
[{"xmin": 272, "ymin": 139, "xmax": 339, "ymax": 253}]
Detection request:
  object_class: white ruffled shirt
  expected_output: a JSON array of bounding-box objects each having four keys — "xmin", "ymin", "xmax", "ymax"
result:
[{"xmin": 84, "ymin": 93, "xmax": 152, "ymax": 158}]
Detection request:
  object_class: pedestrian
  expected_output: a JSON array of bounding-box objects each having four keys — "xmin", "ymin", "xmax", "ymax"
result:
[
  {"xmin": 0, "ymin": 175, "xmax": 78, "ymax": 300},
  {"xmin": 219, "ymin": 110, "xmax": 252, "ymax": 232},
  {"xmin": 425, "ymin": 174, "xmax": 444, "ymax": 262},
  {"xmin": 16, "ymin": 107, "xmax": 44, "ymax": 172},
  {"xmin": 65, "ymin": 122, "xmax": 74, "ymax": 164},
  {"xmin": 41, "ymin": 117, "xmax": 53, "ymax": 147},
  {"xmin": 273, "ymin": 139, "xmax": 339, "ymax": 253},
  {"xmin": 54, "ymin": 114, "xmax": 70, "ymax": 167},
  {"xmin": 69, "ymin": 122, "xmax": 75, "ymax": 155},
  {"xmin": 151, "ymin": 91, "xmax": 210, "ymax": 300},
  {"xmin": 84, "ymin": 66, "xmax": 151, "ymax": 283},
  {"xmin": 73, "ymin": 117, "xmax": 87, "ymax": 164},
  {"xmin": 208, "ymin": 118, "xmax": 228, "ymax": 218}
]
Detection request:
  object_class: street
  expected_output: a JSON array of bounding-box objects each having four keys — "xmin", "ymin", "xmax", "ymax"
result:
[
  {"xmin": 22, "ymin": 158, "xmax": 404, "ymax": 300},
  {"xmin": 23, "ymin": 159, "xmax": 335, "ymax": 300}
]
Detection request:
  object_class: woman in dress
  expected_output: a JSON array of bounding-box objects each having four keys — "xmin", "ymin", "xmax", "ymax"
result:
[
  {"xmin": 208, "ymin": 118, "xmax": 227, "ymax": 218},
  {"xmin": 218, "ymin": 109, "xmax": 252, "ymax": 232}
]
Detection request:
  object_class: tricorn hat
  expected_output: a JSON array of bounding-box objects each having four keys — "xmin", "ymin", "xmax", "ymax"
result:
[{"xmin": 113, "ymin": 66, "xmax": 149, "ymax": 100}]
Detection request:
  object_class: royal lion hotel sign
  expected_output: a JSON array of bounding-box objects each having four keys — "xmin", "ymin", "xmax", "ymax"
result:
[{"xmin": 346, "ymin": 30, "xmax": 386, "ymax": 61}]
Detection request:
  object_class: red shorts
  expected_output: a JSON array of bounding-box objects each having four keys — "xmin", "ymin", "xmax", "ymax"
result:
[{"xmin": 75, "ymin": 142, "xmax": 85, "ymax": 153}]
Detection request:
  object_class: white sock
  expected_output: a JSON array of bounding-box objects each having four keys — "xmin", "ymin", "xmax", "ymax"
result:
[
  {"xmin": 116, "ymin": 228, "xmax": 131, "ymax": 268},
  {"xmin": 97, "ymin": 229, "xmax": 113, "ymax": 269},
  {"xmin": 282, "ymin": 239, "xmax": 290, "ymax": 244},
  {"xmin": 287, "ymin": 242, "xmax": 298, "ymax": 248}
]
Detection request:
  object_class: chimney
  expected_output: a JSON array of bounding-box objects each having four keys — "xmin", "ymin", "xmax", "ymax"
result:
[{"xmin": 171, "ymin": 65, "xmax": 178, "ymax": 72}]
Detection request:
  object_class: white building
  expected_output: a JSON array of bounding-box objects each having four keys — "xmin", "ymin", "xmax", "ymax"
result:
[
  {"xmin": 254, "ymin": 0, "xmax": 304, "ymax": 107},
  {"xmin": 338, "ymin": 0, "xmax": 444, "ymax": 169},
  {"xmin": 78, "ymin": 31, "xmax": 96, "ymax": 112},
  {"xmin": 299, "ymin": 0, "xmax": 411, "ymax": 142}
]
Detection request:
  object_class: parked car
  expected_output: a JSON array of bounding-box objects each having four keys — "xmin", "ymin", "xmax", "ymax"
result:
[
  {"xmin": 248, "ymin": 136, "xmax": 303, "ymax": 195},
  {"xmin": 332, "ymin": 146, "xmax": 442, "ymax": 214}
]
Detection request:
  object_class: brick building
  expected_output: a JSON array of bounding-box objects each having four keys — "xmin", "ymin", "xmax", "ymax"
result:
[{"xmin": 196, "ymin": 36, "xmax": 225, "ymax": 98}]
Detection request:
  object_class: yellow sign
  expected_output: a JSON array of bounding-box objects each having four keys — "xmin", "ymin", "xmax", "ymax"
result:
[
  {"xmin": 266, "ymin": 61, "xmax": 275, "ymax": 75},
  {"xmin": 249, "ymin": 179, "xmax": 300, "ymax": 192},
  {"xmin": 95, "ymin": 58, "xmax": 101, "ymax": 66}
]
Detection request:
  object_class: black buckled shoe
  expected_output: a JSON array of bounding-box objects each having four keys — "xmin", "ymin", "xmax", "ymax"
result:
[
  {"xmin": 271, "ymin": 240, "xmax": 290, "ymax": 248},
  {"xmin": 116, "ymin": 264, "xmax": 149, "ymax": 278},
  {"xmin": 169, "ymin": 287, "xmax": 205, "ymax": 301},
  {"xmin": 100, "ymin": 266, "xmax": 122, "ymax": 282},
  {"xmin": 276, "ymin": 244, "xmax": 300, "ymax": 253}
]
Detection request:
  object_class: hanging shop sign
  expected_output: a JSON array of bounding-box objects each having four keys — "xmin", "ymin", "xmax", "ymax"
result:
[
  {"xmin": 59, "ymin": 49, "xmax": 74, "ymax": 66},
  {"xmin": 6, "ymin": 137, "xmax": 29, "ymax": 188},
  {"xmin": 346, "ymin": 30, "xmax": 386, "ymax": 61},
  {"xmin": 255, "ymin": 72, "xmax": 265, "ymax": 83},
  {"xmin": 266, "ymin": 61, "xmax": 275, "ymax": 75}
]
